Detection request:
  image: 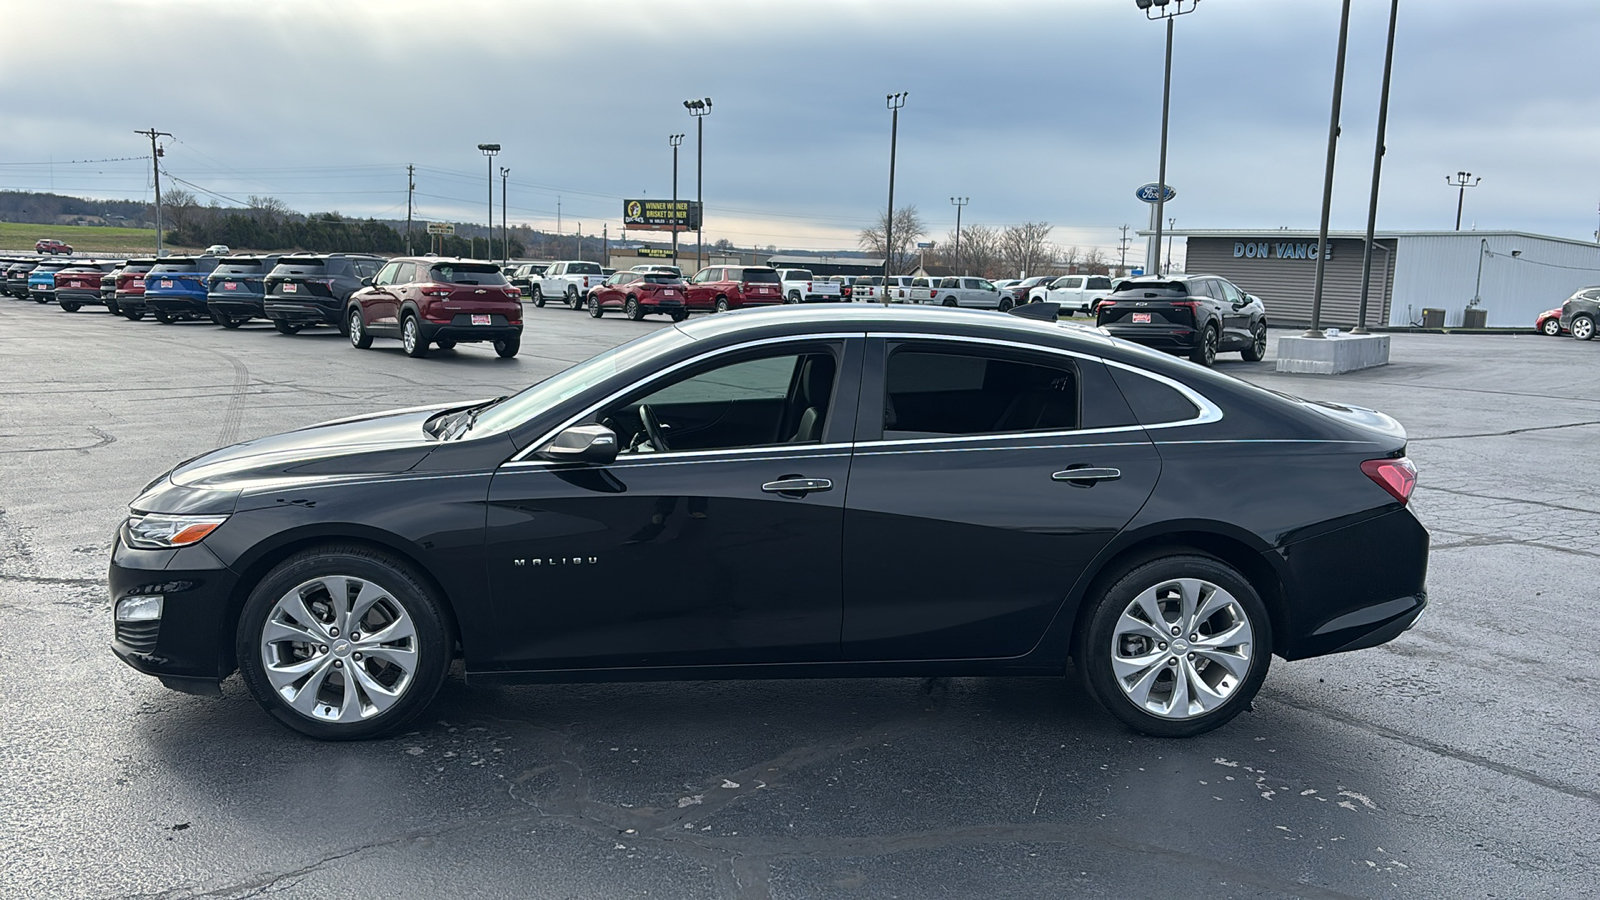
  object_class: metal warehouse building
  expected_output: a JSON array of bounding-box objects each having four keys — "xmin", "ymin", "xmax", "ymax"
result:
[{"xmin": 1166, "ymin": 230, "xmax": 1600, "ymax": 329}]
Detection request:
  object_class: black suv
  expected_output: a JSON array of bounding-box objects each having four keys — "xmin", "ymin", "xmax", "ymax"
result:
[
  {"xmin": 206, "ymin": 256, "xmax": 282, "ymax": 328},
  {"xmin": 3, "ymin": 260, "xmax": 38, "ymax": 298},
  {"xmin": 262, "ymin": 254, "xmax": 385, "ymax": 335},
  {"xmin": 1560, "ymin": 286, "xmax": 1600, "ymax": 341},
  {"xmin": 1096, "ymin": 274, "xmax": 1268, "ymax": 366}
]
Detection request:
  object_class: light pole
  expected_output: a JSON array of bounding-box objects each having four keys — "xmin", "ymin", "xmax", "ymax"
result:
[
  {"xmin": 683, "ymin": 98, "xmax": 711, "ymax": 272},
  {"xmin": 884, "ymin": 92, "xmax": 908, "ymax": 284},
  {"xmin": 950, "ymin": 197, "xmax": 968, "ymax": 275},
  {"xmin": 477, "ymin": 143, "xmax": 500, "ymax": 261},
  {"xmin": 1354, "ymin": 0, "xmax": 1400, "ymax": 335},
  {"xmin": 669, "ymin": 134, "xmax": 684, "ymax": 269},
  {"xmin": 1446, "ymin": 171, "xmax": 1481, "ymax": 231},
  {"xmin": 499, "ymin": 166, "xmax": 510, "ymax": 265},
  {"xmin": 1166, "ymin": 217, "xmax": 1176, "ymax": 273},
  {"xmin": 1304, "ymin": 0, "xmax": 1353, "ymax": 338},
  {"xmin": 1135, "ymin": 0, "xmax": 1199, "ymax": 276}
]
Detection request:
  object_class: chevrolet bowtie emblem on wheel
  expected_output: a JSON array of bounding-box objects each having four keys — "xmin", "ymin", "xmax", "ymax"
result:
[{"xmin": 514, "ymin": 557, "xmax": 599, "ymax": 567}]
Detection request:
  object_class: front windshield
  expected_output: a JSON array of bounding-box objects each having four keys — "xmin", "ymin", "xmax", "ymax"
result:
[{"xmin": 469, "ymin": 327, "xmax": 697, "ymax": 437}]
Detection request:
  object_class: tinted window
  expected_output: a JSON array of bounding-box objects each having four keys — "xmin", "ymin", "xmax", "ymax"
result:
[
  {"xmin": 1088, "ymin": 277, "xmax": 1113, "ymax": 290},
  {"xmin": 214, "ymin": 259, "xmax": 275, "ymax": 276},
  {"xmin": 642, "ymin": 274, "xmax": 682, "ymax": 284},
  {"xmin": 855, "ymin": 276, "xmax": 883, "ymax": 285},
  {"xmin": 148, "ymin": 261, "xmax": 201, "ymax": 274},
  {"xmin": 566, "ymin": 262, "xmax": 602, "ymax": 275},
  {"xmin": 1114, "ymin": 280, "xmax": 1186, "ymax": 295},
  {"xmin": 1110, "ymin": 366, "xmax": 1200, "ymax": 425},
  {"xmin": 275, "ymin": 258, "xmax": 327, "ymax": 272},
  {"xmin": 884, "ymin": 347, "xmax": 1078, "ymax": 438},
  {"xmin": 430, "ymin": 263, "xmax": 507, "ymax": 285},
  {"xmin": 940, "ymin": 278, "xmax": 959, "ymax": 289},
  {"xmin": 740, "ymin": 268, "xmax": 780, "ymax": 283}
]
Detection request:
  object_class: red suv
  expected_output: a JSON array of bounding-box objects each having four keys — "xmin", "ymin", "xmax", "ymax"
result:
[
  {"xmin": 35, "ymin": 239, "xmax": 73, "ymax": 255},
  {"xmin": 347, "ymin": 257, "xmax": 523, "ymax": 359},
  {"xmin": 685, "ymin": 265, "xmax": 784, "ymax": 313},
  {"xmin": 587, "ymin": 271, "xmax": 689, "ymax": 321}
]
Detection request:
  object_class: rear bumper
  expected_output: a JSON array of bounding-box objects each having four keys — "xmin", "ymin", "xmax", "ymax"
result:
[
  {"xmin": 208, "ymin": 293, "xmax": 266, "ymax": 318},
  {"xmin": 264, "ymin": 298, "xmax": 341, "ymax": 325},
  {"xmin": 115, "ymin": 291, "xmax": 148, "ymax": 310},
  {"xmin": 418, "ymin": 320, "xmax": 523, "ymax": 343},
  {"xmin": 1100, "ymin": 324, "xmax": 1198, "ymax": 352},
  {"xmin": 56, "ymin": 289, "xmax": 104, "ymax": 305},
  {"xmin": 145, "ymin": 294, "xmax": 211, "ymax": 316},
  {"xmin": 108, "ymin": 534, "xmax": 240, "ymax": 688}
]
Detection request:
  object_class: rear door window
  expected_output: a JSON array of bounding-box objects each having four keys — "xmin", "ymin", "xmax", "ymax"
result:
[{"xmin": 883, "ymin": 345, "xmax": 1078, "ymax": 439}]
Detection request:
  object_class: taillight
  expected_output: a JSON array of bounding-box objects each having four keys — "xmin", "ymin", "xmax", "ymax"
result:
[
  {"xmin": 1361, "ymin": 457, "xmax": 1417, "ymax": 504},
  {"xmin": 422, "ymin": 285, "xmax": 451, "ymax": 297},
  {"xmin": 1170, "ymin": 300, "xmax": 1200, "ymax": 310}
]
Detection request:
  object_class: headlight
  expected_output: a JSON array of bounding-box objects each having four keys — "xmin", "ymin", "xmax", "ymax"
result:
[{"xmin": 123, "ymin": 512, "xmax": 228, "ymax": 549}]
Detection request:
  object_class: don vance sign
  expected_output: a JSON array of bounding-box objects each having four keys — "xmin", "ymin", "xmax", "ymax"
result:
[{"xmin": 1233, "ymin": 241, "xmax": 1335, "ymax": 261}]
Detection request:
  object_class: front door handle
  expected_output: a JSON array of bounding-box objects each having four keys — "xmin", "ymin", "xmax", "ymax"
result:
[
  {"xmin": 761, "ymin": 477, "xmax": 833, "ymax": 494},
  {"xmin": 1052, "ymin": 467, "xmax": 1122, "ymax": 484}
]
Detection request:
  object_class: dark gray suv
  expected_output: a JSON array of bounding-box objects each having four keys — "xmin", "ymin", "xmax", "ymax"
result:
[
  {"xmin": 262, "ymin": 254, "xmax": 385, "ymax": 335},
  {"xmin": 1560, "ymin": 286, "xmax": 1600, "ymax": 341}
]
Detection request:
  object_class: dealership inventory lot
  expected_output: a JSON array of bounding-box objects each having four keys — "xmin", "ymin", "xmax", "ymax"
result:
[{"xmin": 2, "ymin": 302, "xmax": 1597, "ymax": 898}]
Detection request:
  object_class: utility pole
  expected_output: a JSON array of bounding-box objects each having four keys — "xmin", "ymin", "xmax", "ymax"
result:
[
  {"xmin": 1446, "ymin": 171, "xmax": 1481, "ymax": 231},
  {"xmin": 602, "ymin": 223, "xmax": 608, "ymax": 268},
  {"xmin": 670, "ymin": 134, "xmax": 684, "ymax": 270},
  {"xmin": 134, "ymin": 128, "xmax": 172, "ymax": 256},
  {"xmin": 405, "ymin": 164, "xmax": 415, "ymax": 255},
  {"xmin": 950, "ymin": 196, "xmax": 968, "ymax": 275},
  {"xmin": 576, "ymin": 222, "xmax": 582, "ymax": 262},
  {"xmin": 884, "ymin": 92, "xmax": 907, "ymax": 285},
  {"xmin": 1166, "ymin": 217, "xmax": 1176, "ymax": 273},
  {"xmin": 557, "ymin": 196, "xmax": 562, "ymax": 236},
  {"xmin": 1118, "ymin": 225, "xmax": 1131, "ymax": 274},
  {"xmin": 500, "ymin": 166, "xmax": 510, "ymax": 264}
]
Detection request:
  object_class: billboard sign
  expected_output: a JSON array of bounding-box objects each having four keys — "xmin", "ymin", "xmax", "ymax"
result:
[
  {"xmin": 425, "ymin": 222, "xmax": 455, "ymax": 235},
  {"xmin": 623, "ymin": 199, "xmax": 702, "ymax": 231}
]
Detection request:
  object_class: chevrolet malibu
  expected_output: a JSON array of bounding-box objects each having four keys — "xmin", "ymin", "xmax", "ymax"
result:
[{"xmin": 110, "ymin": 306, "xmax": 1428, "ymax": 740}]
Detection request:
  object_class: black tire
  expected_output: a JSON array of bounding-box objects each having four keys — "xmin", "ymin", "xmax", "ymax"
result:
[
  {"xmin": 942, "ymin": 297, "xmax": 958, "ymax": 308},
  {"xmin": 273, "ymin": 319, "xmax": 302, "ymax": 335},
  {"xmin": 153, "ymin": 309, "xmax": 174, "ymax": 324},
  {"xmin": 235, "ymin": 544, "xmax": 451, "ymax": 741},
  {"xmin": 531, "ymin": 286, "xmax": 545, "ymax": 308},
  {"xmin": 220, "ymin": 315, "xmax": 244, "ymax": 330},
  {"xmin": 1190, "ymin": 324, "xmax": 1219, "ymax": 366},
  {"xmin": 106, "ymin": 301, "xmax": 120, "ymax": 315},
  {"xmin": 588, "ymin": 295, "xmax": 604, "ymax": 318},
  {"xmin": 124, "ymin": 308, "xmax": 145, "ymax": 322},
  {"xmin": 34, "ymin": 296, "xmax": 49, "ymax": 304},
  {"xmin": 59, "ymin": 301, "xmax": 81, "ymax": 312},
  {"xmin": 435, "ymin": 340, "xmax": 455, "ymax": 350},
  {"xmin": 494, "ymin": 337, "xmax": 520, "ymax": 358},
  {"xmin": 1241, "ymin": 321, "xmax": 1268, "ymax": 362},
  {"xmin": 625, "ymin": 296, "xmax": 644, "ymax": 321},
  {"xmin": 1573, "ymin": 315, "xmax": 1595, "ymax": 341},
  {"xmin": 349, "ymin": 308, "xmax": 372, "ymax": 349},
  {"xmin": 714, "ymin": 296, "xmax": 730, "ymax": 313},
  {"xmin": 1078, "ymin": 553, "xmax": 1272, "ymax": 738},
  {"xmin": 998, "ymin": 298, "xmax": 1014, "ymax": 312},
  {"xmin": 670, "ymin": 309, "xmax": 689, "ymax": 323},
  {"xmin": 566, "ymin": 287, "xmax": 581, "ymax": 310},
  {"xmin": 1541, "ymin": 318, "xmax": 1562, "ymax": 336},
  {"xmin": 402, "ymin": 315, "xmax": 428, "ymax": 358},
  {"xmin": 787, "ymin": 291, "xmax": 801, "ymax": 305}
]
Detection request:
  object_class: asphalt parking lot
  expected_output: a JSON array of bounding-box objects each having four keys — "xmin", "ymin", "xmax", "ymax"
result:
[{"xmin": 2, "ymin": 300, "xmax": 1598, "ymax": 899}]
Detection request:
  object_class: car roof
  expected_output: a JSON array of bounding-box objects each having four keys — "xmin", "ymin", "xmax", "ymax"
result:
[{"xmin": 670, "ymin": 303, "xmax": 1117, "ymax": 351}]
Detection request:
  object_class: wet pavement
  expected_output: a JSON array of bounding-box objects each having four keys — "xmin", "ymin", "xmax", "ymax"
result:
[{"xmin": 1, "ymin": 300, "xmax": 1596, "ymax": 898}]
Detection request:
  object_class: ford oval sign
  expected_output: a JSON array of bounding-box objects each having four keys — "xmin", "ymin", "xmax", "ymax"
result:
[{"xmin": 1136, "ymin": 183, "xmax": 1176, "ymax": 203}]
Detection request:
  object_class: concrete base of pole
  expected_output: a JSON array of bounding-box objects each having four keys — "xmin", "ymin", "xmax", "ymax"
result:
[{"xmin": 1275, "ymin": 332, "xmax": 1390, "ymax": 375}]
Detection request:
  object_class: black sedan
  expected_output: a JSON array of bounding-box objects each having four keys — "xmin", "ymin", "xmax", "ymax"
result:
[
  {"xmin": 1097, "ymin": 274, "xmax": 1268, "ymax": 366},
  {"xmin": 110, "ymin": 306, "xmax": 1427, "ymax": 740}
]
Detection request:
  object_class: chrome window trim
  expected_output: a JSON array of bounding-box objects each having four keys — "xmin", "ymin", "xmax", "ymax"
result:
[
  {"xmin": 502, "ymin": 447, "xmax": 854, "ymax": 472},
  {"xmin": 1099, "ymin": 358, "xmax": 1225, "ymax": 430},
  {"xmin": 856, "ymin": 440, "xmax": 1153, "ymax": 458},
  {"xmin": 505, "ymin": 333, "xmax": 865, "ymax": 465}
]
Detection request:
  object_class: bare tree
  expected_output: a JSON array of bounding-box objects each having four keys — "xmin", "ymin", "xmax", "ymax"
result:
[
  {"xmin": 1081, "ymin": 248, "xmax": 1109, "ymax": 274},
  {"xmin": 247, "ymin": 195, "xmax": 293, "ymax": 221},
  {"xmin": 859, "ymin": 206, "xmax": 927, "ymax": 275},
  {"xmin": 161, "ymin": 188, "xmax": 200, "ymax": 235},
  {"xmin": 1000, "ymin": 222, "xmax": 1054, "ymax": 278},
  {"xmin": 948, "ymin": 224, "xmax": 1001, "ymax": 278}
]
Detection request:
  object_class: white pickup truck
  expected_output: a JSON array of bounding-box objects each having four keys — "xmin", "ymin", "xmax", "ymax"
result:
[
  {"xmin": 533, "ymin": 260, "xmax": 607, "ymax": 309},
  {"xmin": 912, "ymin": 276, "xmax": 1008, "ymax": 309},
  {"xmin": 775, "ymin": 269, "xmax": 842, "ymax": 303},
  {"xmin": 1028, "ymin": 274, "xmax": 1117, "ymax": 315}
]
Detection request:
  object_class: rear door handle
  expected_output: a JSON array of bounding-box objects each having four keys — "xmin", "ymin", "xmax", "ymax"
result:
[
  {"xmin": 762, "ymin": 478, "xmax": 833, "ymax": 494},
  {"xmin": 1052, "ymin": 467, "xmax": 1122, "ymax": 484}
]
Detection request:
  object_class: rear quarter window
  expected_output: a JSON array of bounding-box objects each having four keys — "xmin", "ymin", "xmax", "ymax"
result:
[
  {"xmin": 742, "ymin": 269, "xmax": 780, "ymax": 283},
  {"xmin": 1108, "ymin": 365, "xmax": 1201, "ymax": 426}
]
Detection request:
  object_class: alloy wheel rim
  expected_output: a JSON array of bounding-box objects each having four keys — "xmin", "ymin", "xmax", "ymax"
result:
[
  {"xmin": 350, "ymin": 312, "xmax": 362, "ymax": 344},
  {"xmin": 1545, "ymin": 320, "xmax": 1560, "ymax": 335},
  {"xmin": 403, "ymin": 319, "xmax": 417, "ymax": 351},
  {"xmin": 260, "ymin": 575, "xmax": 418, "ymax": 723},
  {"xmin": 1205, "ymin": 330, "xmax": 1217, "ymax": 362},
  {"xmin": 1253, "ymin": 327, "xmax": 1266, "ymax": 355},
  {"xmin": 1110, "ymin": 577, "xmax": 1254, "ymax": 720},
  {"xmin": 1576, "ymin": 319, "xmax": 1591, "ymax": 339}
]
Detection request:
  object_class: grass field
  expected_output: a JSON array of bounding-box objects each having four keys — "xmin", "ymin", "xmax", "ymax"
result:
[{"xmin": 0, "ymin": 221, "xmax": 195, "ymax": 255}]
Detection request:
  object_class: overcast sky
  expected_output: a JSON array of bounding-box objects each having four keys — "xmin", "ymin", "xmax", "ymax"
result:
[{"xmin": 1, "ymin": 0, "xmax": 1595, "ymax": 264}]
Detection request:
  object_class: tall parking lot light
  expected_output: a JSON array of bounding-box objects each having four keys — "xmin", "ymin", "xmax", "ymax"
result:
[
  {"xmin": 684, "ymin": 99, "xmax": 711, "ymax": 272},
  {"xmin": 500, "ymin": 167, "xmax": 510, "ymax": 265},
  {"xmin": 1354, "ymin": 0, "xmax": 1400, "ymax": 335},
  {"xmin": 477, "ymin": 143, "xmax": 500, "ymax": 261},
  {"xmin": 1305, "ymin": 0, "xmax": 1353, "ymax": 338},
  {"xmin": 884, "ymin": 92, "xmax": 907, "ymax": 285},
  {"xmin": 1446, "ymin": 171, "xmax": 1481, "ymax": 231},
  {"xmin": 1135, "ymin": 0, "xmax": 1199, "ymax": 276},
  {"xmin": 670, "ymin": 133, "xmax": 685, "ymax": 268}
]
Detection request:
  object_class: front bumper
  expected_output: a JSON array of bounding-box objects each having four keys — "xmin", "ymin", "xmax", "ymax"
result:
[
  {"xmin": 109, "ymin": 533, "xmax": 241, "ymax": 688},
  {"xmin": 1099, "ymin": 324, "xmax": 1198, "ymax": 353}
]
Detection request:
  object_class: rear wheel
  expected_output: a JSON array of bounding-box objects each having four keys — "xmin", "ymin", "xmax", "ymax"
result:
[
  {"xmin": 625, "ymin": 296, "xmax": 644, "ymax": 321},
  {"xmin": 106, "ymin": 301, "xmax": 120, "ymax": 315},
  {"xmin": 220, "ymin": 315, "xmax": 244, "ymax": 330},
  {"xmin": 1078, "ymin": 554, "xmax": 1271, "ymax": 738},
  {"xmin": 1190, "ymin": 324, "xmax": 1219, "ymax": 366},
  {"xmin": 1542, "ymin": 318, "xmax": 1562, "ymax": 336},
  {"xmin": 787, "ymin": 291, "xmax": 801, "ymax": 304},
  {"xmin": 348, "ymin": 309, "xmax": 372, "ymax": 349},
  {"xmin": 402, "ymin": 315, "xmax": 428, "ymax": 358},
  {"xmin": 588, "ymin": 295, "xmax": 603, "ymax": 318},
  {"xmin": 59, "ymin": 301, "xmax": 81, "ymax": 312},
  {"xmin": 124, "ymin": 308, "xmax": 145, "ymax": 321},
  {"xmin": 1572, "ymin": 315, "xmax": 1594, "ymax": 341},
  {"xmin": 235, "ymin": 545, "xmax": 451, "ymax": 741},
  {"xmin": 670, "ymin": 309, "xmax": 689, "ymax": 323},
  {"xmin": 531, "ymin": 286, "xmax": 544, "ymax": 308},
  {"xmin": 494, "ymin": 337, "xmax": 520, "ymax": 358},
  {"xmin": 435, "ymin": 340, "xmax": 455, "ymax": 350},
  {"xmin": 566, "ymin": 287, "xmax": 581, "ymax": 310},
  {"xmin": 942, "ymin": 297, "xmax": 958, "ymax": 308},
  {"xmin": 273, "ymin": 319, "xmax": 302, "ymax": 335},
  {"xmin": 1241, "ymin": 322, "xmax": 1268, "ymax": 361},
  {"xmin": 153, "ymin": 309, "xmax": 174, "ymax": 324},
  {"xmin": 714, "ymin": 296, "xmax": 730, "ymax": 313}
]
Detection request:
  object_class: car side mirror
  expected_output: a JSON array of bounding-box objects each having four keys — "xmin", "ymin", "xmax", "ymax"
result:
[
  {"xmin": 361, "ymin": 277, "xmax": 374, "ymax": 287},
  {"xmin": 537, "ymin": 424, "xmax": 619, "ymax": 465}
]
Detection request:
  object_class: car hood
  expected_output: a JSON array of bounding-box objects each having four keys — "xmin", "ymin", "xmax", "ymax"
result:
[{"xmin": 166, "ymin": 401, "xmax": 478, "ymax": 492}]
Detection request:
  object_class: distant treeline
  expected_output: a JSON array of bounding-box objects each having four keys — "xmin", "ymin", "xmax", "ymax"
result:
[
  {"xmin": 0, "ymin": 191, "xmax": 151, "ymax": 225},
  {"xmin": 166, "ymin": 211, "xmax": 530, "ymax": 257}
]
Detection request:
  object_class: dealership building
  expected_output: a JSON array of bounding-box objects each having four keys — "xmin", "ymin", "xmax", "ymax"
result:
[{"xmin": 1164, "ymin": 229, "xmax": 1600, "ymax": 329}]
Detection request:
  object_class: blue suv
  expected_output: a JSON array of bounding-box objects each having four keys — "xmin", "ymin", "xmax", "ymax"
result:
[{"xmin": 144, "ymin": 257, "xmax": 222, "ymax": 323}]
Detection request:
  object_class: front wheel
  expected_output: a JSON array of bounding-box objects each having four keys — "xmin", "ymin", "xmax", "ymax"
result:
[
  {"xmin": 1571, "ymin": 315, "xmax": 1594, "ymax": 341},
  {"xmin": 1190, "ymin": 325, "xmax": 1218, "ymax": 366},
  {"xmin": 998, "ymin": 298, "xmax": 1014, "ymax": 312},
  {"xmin": 588, "ymin": 295, "xmax": 604, "ymax": 318},
  {"xmin": 1241, "ymin": 322, "xmax": 1267, "ymax": 361},
  {"xmin": 494, "ymin": 337, "xmax": 520, "ymax": 358},
  {"xmin": 1542, "ymin": 318, "xmax": 1562, "ymax": 336},
  {"xmin": 1078, "ymin": 554, "xmax": 1271, "ymax": 738},
  {"xmin": 531, "ymin": 286, "xmax": 544, "ymax": 308},
  {"xmin": 349, "ymin": 309, "xmax": 372, "ymax": 349},
  {"xmin": 106, "ymin": 301, "xmax": 120, "ymax": 315},
  {"xmin": 625, "ymin": 297, "xmax": 644, "ymax": 321},
  {"xmin": 402, "ymin": 315, "xmax": 428, "ymax": 358},
  {"xmin": 235, "ymin": 545, "xmax": 451, "ymax": 740}
]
